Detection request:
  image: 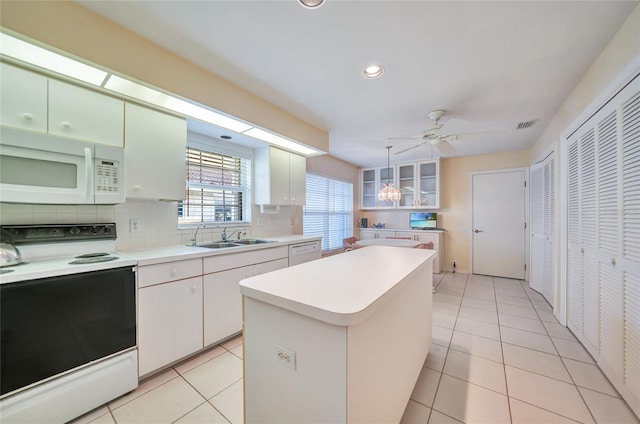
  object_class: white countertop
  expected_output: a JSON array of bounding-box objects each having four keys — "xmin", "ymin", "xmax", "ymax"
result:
[
  {"xmin": 356, "ymin": 239, "xmax": 421, "ymax": 247},
  {"xmin": 239, "ymin": 246, "xmax": 435, "ymax": 326},
  {"xmin": 126, "ymin": 235, "xmax": 321, "ymax": 266}
]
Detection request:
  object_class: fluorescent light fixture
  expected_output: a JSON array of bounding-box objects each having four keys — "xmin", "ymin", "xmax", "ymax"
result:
[
  {"xmin": 0, "ymin": 32, "xmax": 108, "ymax": 86},
  {"xmin": 1, "ymin": 31, "xmax": 322, "ymax": 156},
  {"xmin": 105, "ymin": 75, "xmax": 252, "ymax": 133},
  {"xmin": 243, "ymin": 128, "xmax": 319, "ymax": 155}
]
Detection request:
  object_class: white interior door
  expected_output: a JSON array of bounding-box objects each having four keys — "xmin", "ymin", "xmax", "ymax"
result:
[{"xmin": 472, "ymin": 170, "xmax": 526, "ymax": 279}]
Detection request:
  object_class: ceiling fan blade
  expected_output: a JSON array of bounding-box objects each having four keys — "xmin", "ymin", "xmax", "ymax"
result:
[
  {"xmin": 386, "ymin": 136, "xmax": 423, "ymax": 141},
  {"xmin": 434, "ymin": 140, "xmax": 456, "ymax": 155},
  {"xmin": 394, "ymin": 140, "xmax": 429, "ymax": 155},
  {"xmin": 454, "ymin": 129, "xmax": 506, "ymax": 139},
  {"xmin": 439, "ymin": 118, "xmax": 468, "ymax": 134}
]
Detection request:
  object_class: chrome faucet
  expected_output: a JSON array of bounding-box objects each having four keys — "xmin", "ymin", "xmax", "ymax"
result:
[
  {"xmin": 221, "ymin": 228, "xmax": 246, "ymax": 241},
  {"xmin": 190, "ymin": 223, "xmax": 206, "ymax": 246}
]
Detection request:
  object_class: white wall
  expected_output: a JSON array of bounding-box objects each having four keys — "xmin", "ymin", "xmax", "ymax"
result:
[{"xmin": 0, "ymin": 201, "xmax": 300, "ymax": 251}]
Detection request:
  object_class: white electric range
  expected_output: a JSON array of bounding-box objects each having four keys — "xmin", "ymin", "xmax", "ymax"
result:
[{"xmin": 0, "ymin": 223, "xmax": 138, "ymax": 423}]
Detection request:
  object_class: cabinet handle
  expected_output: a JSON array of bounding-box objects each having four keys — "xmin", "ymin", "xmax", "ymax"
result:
[
  {"xmin": 170, "ymin": 268, "xmax": 177, "ymax": 277},
  {"xmin": 581, "ymin": 248, "xmax": 585, "ymax": 254},
  {"xmin": 191, "ymin": 284, "xmax": 197, "ymax": 293},
  {"xmin": 21, "ymin": 113, "xmax": 33, "ymax": 121},
  {"xmin": 291, "ymin": 197, "xmax": 295, "ymax": 202},
  {"xmin": 61, "ymin": 121, "xmax": 72, "ymax": 129},
  {"xmin": 610, "ymin": 258, "xmax": 616, "ymax": 266}
]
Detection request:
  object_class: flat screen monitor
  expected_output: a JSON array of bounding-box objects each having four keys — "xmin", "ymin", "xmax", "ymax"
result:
[{"xmin": 410, "ymin": 212, "xmax": 437, "ymax": 229}]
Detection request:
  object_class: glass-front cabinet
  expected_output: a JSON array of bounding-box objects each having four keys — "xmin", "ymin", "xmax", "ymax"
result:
[
  {"xmin": 361, "ymin": 166, "xmax": 395, "ymax": 209},
  {"xmin": 417, "ymin": 160, "xmax": 439, "ymax": 208},
  {"xmin": 360, "ymin": 159, "xmax": 439, "ymax": 210}
]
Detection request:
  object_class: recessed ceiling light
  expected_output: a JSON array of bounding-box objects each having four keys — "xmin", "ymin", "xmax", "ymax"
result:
[
  {"xmin": 298, "ymin": 0, "xmax": 325, "ymax": 9},
  {"xmin": 363, "ymin": 65, "xmax": 384, "ymax": 79}
]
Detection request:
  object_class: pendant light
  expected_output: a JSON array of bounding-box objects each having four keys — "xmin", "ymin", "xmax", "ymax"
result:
[{"xmin": 377, "ymin": 146, "xmax": 402, "ymax": 202}]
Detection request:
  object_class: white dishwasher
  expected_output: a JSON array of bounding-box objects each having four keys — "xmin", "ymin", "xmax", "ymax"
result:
[{"xmin": 289, "ymin": 241, "xmax": 321, "ymax": 266}]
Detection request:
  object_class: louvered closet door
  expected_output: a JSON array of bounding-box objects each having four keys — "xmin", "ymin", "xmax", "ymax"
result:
[
  {"xmin": 530, "ymin": 163, "xmax": 545, "ymax": 294},
  {"xmin": 621, "ymin": 89, "xmax": 640, "ymax": 406},
  {"xmin": 597, "ymin": 110, "xmax": 624, "ymax": 381},
  {"xmin": 567, "ymin": 139, "xmax": 582, "ymax": 334},
  {"xmin": 565, "ymin": 73, "xmax": 640, "ymax": 417},
  {"xmin": 543, "ymin": 158, "xmax": 555, "ymax": 304},
  {"xmin": 579, "ymin": 128, "xmax": 600, "ymax": 355}
]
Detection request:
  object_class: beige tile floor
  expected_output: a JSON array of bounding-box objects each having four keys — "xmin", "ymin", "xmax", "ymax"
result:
[{"xmin": 72, "ymin": 273, "xmax": 639, "ymax": 424}]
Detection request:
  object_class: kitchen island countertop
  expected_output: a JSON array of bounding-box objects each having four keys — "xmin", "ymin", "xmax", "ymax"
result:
[{"xmin": 240, "ymin": 245, "xmax": 435, "ymax": 326}]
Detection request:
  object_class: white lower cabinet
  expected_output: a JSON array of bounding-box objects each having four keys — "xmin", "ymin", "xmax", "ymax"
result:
[
  {"xmin": 137, "ymin": 245, "xmax": 292, "ymax": 377},
  {"xmin": 203, "ymin": 257, "xmax": 288, "ymax": 347},
  {"xmin": 204, "ymin": 266, "xmax": 252, "ymax": 347},
  {"xmin": 359, "ymin": 229, "xmax": 443, "ymax": 273},
  {"xmin": 138, "ymin": 276, "xmax": 203, "ymax": 377}
]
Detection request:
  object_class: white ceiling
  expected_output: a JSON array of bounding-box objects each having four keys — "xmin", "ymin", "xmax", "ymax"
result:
[{"xmin": 78, "ymin": 0, "xmax": 637, "ymax": 167}]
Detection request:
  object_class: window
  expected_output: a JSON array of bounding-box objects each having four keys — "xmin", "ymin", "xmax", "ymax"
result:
[
  {"xmin": 304, "ymin": 173, "xmax": 353, "ymax": 252},
  {"xmin": 178, "ymin": 145, "xmax": 251, "ymax": 226}
]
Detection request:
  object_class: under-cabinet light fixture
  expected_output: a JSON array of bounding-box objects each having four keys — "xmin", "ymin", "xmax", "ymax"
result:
[
  {"xmin": 242, "ymin": 128, "xmax": 318, "ymax": 155},
  {"xmin": 0, "ymin": 32, "xmax": 108, "ymax": 86}
]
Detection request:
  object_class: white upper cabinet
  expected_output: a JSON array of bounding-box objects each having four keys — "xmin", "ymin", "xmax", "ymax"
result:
[
  {"xmin": 48, "ymin": 79, "xmax": 124, "ymax": 147},
  {"xmin": 255, "ymin": 147, "xmax": 306, "ymax": 205},
  {"xmin": 0, "ymin": 62, "xmax": 124, "ymax": 147},
  {"xmin": 124, "ymin": 103, "xmax": 187, "ymax": 200},
  {"xmin": 361, "ymin": 159, "xmax": 439, "ymax": 210},
  {"xmin": 360, "ymin": 166, "xmax": 396, "ymax": 209},
  {"xmin": 0, "ymin": 62, "xmax": 48, "ymax": 133}
]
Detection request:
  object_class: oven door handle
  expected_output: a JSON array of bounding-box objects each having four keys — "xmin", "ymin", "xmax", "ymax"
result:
[{"xmin": 84, "ymin": 147, "xmax": 94, "ymax": 203}]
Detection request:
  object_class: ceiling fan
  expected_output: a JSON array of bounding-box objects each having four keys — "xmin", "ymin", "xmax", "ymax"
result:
[{"xmin": 389, "ymin": 110, "xmax": 489, "ymax": 156}]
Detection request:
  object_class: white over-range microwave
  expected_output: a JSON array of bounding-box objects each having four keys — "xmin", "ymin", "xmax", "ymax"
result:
[{"xmin": 0, "ymin": 127, "xmax": 125, "ymax": 204}]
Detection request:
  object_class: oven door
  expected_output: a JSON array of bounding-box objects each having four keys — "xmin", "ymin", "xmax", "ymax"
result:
[{"xmin": 0, "ymin": 266, "xmax": 136, "ymax": 397}]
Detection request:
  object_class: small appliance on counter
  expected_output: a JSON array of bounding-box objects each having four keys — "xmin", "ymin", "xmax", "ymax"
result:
[{"xmin": 359, "ymin": 218, "xmax": 368, "ymax": 228}]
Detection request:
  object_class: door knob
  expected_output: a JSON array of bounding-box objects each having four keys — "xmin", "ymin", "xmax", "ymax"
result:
[{"xmin": 474, "ymin": 229, "xmax": 484, "ymax": 233}]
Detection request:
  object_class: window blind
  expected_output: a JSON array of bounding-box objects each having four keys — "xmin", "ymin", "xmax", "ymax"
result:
[
  {"xmin": 178, "ymin": 146, "xmax": 250, "ymax": 225},
  {"xmin": 303, "ymin": 173, "xmax": 353, "ymax": 252}
]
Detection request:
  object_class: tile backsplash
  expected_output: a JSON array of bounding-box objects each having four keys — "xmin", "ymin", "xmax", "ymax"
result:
[{"xmin": 0, "ymin": 200, "xmax": 301, "ymax": 251}]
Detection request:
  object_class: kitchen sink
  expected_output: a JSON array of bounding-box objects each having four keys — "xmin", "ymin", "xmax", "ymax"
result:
[
  {"xmin": 192, "ymin": 239, "xmax": 275, "ymax": 249},
  {"xmin": 196, "ymin": 242, "xmax": 242, "ymax": 249},
  {"xmin": 233, "ymin": 239, "xmax": 275, "ymax": 245}
]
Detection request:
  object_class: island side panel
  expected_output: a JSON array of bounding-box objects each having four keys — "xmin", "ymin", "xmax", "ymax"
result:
[
  {"xmin": 243, "ymin": 297, "xmax": 348, "ymax": 423},
  {"xmin": 346, "ymin": 261, "xmax": 433, "ymax": 423}
]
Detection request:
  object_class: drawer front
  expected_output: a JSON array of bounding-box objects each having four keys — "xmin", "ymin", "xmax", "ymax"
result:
[
  {"xmin": 204, "ymin": 246, "xmax": 288, "ymax": 274},
  {"xmin": 138, "ymin": 258, "xmax": 203, "ymax": 288}
]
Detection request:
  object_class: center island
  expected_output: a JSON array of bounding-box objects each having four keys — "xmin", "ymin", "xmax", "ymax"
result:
[{"xmin": 239, "ymin": 245, "xmax": 435, "ymax": 423}]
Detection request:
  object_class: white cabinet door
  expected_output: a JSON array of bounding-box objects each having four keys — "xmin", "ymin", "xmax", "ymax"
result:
[
  {"xmin": 397, "ymin": 163, "xmax": 416, "ymax": 208},
  {"xmin": 204, "ymin": 265, "xmax": 252, "ymax": 346},
  {"xmin": 255, "ymin": 258, "xmax": 288, "ymax": 275},
  {"xmin": 413, "ymin": 232, "xmax": 442, "ymax": 273},
  {"xmin": 138, "ymin": 276, "xmax": 203, "ymax": 377},
  {"xmin": 289, "ymin": 152, "xmax": 306, "ymax": 205},
  {"xmin": 359, "ymin": 229, "xmax": 377, "ymax": 240},
  {"xmin": 360, "ymin": 167, "xmax": 395, "ymax": 209},
  {"xmin": 124, "ymin": 103, "xmax": 187, "ymax": 200},
  {"xmin": 0, "ymin": 63, "xmax": 48, "ymax": 133},
  {"xmin": 255, "ymin": 147, "xmax": 306, "ymax": 205},
  {"xmin": 49, "ymin": 79, "xmax": 124, "ymax": 147},
  {"xmin": 417, "ymin": 160, "xmax": 439, "ymax": 208}
]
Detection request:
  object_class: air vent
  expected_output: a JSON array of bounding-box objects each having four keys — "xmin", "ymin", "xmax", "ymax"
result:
[{"xmin": 516, "ymin": 119, "xmax": 537, "ymax": 130}]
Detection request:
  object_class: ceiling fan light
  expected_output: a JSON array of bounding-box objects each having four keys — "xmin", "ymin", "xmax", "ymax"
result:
[{"xmin": 363, "ymin": 64, "xmax": 384, "ymax": 79}]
